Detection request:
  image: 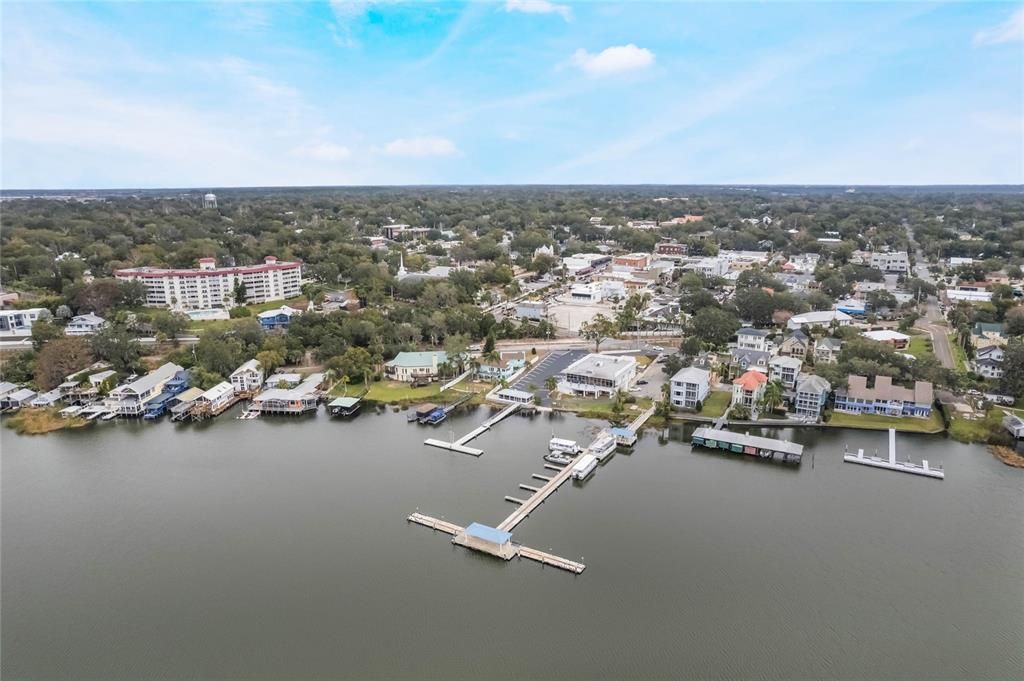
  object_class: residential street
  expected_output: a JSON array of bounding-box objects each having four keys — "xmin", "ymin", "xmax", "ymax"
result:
[{"xmin": 916, "ymin": 301, "xmax": 955, "ymax": 369}]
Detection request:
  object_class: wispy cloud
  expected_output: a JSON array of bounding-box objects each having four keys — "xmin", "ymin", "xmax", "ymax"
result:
[
  {"xmin": 383, "ymin": 136, "xmax": 458, "ymax": 157},
  {"xmin": 973, "ymin": 7, "xmax": 1024, "ymax": 46},
  {"xmin": 505, "ymin": 0, "xmax": 571, "ymax": 22},
  {"xmin": 570, "ymin": 44, "xmax": 654, "ymax": 77}
]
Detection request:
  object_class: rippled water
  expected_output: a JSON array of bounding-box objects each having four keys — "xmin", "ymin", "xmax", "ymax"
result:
[{"xmin": 3, "ymin": 406, "xmax": 1022, "ymax": 680}]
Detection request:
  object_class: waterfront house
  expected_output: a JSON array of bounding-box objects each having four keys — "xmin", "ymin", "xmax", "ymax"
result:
[
  {"xmin": 0, "ymin": 308, "xmax": 46, "ymax": 336},
  {"xmin": 30, "ymin": 389, "xmax": 63, "ymax": 408},
  {"xmin": 833, "ymin": 375, "xmax": 933, "ymax": 418},
  {"xmin": 815, "ymin": 337, "xmax": 843, "ymax": 364},
  {"xmin": 557, "ymin": 353, "xmax": 637, "ymax": 398},
  {"xmin": 105, "ymin": 363, "xmax": 185, "ymax": 417},
  {"xmin": 230, "ymin": 359, "xmax": 264, "ymax": 394},
  {"xmin": 1002, "ymin": 413, "xmax": 1024, "ymax": 439},
  {"xmin": 384, "ymin": 351, "xmax": 448, "ymax": 383},
  {"xmin": 1, "ymin": 388, "xmax": 37, "ymax": 411},
  {"xmin": 257, "ymin": 305, "xmax": 300, "ymax": 330},
  {"xmin": 494, "ymin": 388, "xmax": 535, "ymax": 405},
  {"xmin": 793, "ymin": 375, "xmax": 830, "ymax": 420},
  {"xmin": 768, "ymin": 356, "xmax": 802, "ymax": 391},
  {"xmin": 168, "ymin": 387, "xmax": 204, "ymax": 421},
  {"xmin": 670, "ymin": 366, "xmax": 711, "ymax": 410},
  {"xmin": 778, "ymin": 330, "xmax": 811, "ymax": 359},
  {"xmin": 252, "ymin": 373, "xmax": 324, "ymax": 415},
  {"xmin": 476, "ymin": 351, "xmax": 527, "ymax": 382},
  {"xmin": 736, "ymin": 327, "xmax": 769, "ymax": 352},
  {"xmin": 731, "ymin": 370, "xmax": 768, "ymax": 410},
  {"xmin": 64, "ymin": 312, "xmax": 108, "ymax": 336},
  {"xmin": 787, "ymin": 310, "xmax": 853, "ymax": 331},
  {"xmin": 0, "ymin": 382, "xmax": 17, "ymax": 400},
  {"xmin": 192, "ymin": 381, "xmax": 236, "ymax": 418}
]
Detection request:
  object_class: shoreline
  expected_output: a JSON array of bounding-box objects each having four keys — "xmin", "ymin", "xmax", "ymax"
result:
[{"xmin": 990, "ymin": 445, "xmax": 1024, "ymax": 469}]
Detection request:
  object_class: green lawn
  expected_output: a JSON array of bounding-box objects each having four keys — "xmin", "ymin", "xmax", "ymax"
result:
[
  {"xmin": 827, "ymin": 410, "xmax": 945, "ymax": 433},
  {"xmin": 553, "ymin": 396, "xmax": 653, "ymax": 420},
  {"xmin": 359, "ymin": 379, "xmax": 490, "ymax": 405},
  {"xmin": 698, "ymin": 390, "xmax": 732, "ymax": 418},
  {"xmin": 906, "ymin": 335, "xmax": 934, "ymax": 360},
  {"xmin": 947, "ymin": 406, "xmax": 1005, "ymax": 443},
  {"xmin": 949, "ymin": 334, "xmax": 968, "ymax": 372}
]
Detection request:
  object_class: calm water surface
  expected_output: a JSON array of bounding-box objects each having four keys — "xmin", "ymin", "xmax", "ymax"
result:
[{"xmin": 3, "ymin": 406, "xmax": 1022, "ymax": 680}]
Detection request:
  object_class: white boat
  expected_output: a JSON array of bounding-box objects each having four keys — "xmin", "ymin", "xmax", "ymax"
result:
[
  {"xmin": 100, "ymin": 411, "xmax": 117, "ymax": 421},
  {"xmin": 549, "ymin": 437, "xmax": 580, "ymax": 455},
  {"xmin": 589, "ymin": 432, "xmax": 616, "ymax": 461},
  {"xmin": 544, "ymin": 453, "xmax": 573, "ymax": 466},
  {"xmin": 571, "ymin": 454, "xmax": 598, "ymax": 480}
]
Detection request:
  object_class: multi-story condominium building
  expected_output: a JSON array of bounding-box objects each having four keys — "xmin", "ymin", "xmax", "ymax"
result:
[
  {"xmin": 670, "ymin": 367, "xmax": 711, "ymax": 410},
  {"xmin": 736, "ymin": 327, "xmax": 769, "ymax": 352},
  {"xmin": 114, "ymin": 256, "xmax": 301, "ymax": 310},
  {"xmin": 869, "ymin": 251, "xmax": 910, "ymax": 273},
  {"xmin": 768, "ymin": 356, "xmax": 802, "ymax": 391},
  {"xmin": 557, "ymin": 353, "xmax": 636, "ymax": 398},
  {"xmin": 833, "ymin": 375, "xmax": 934, "ymax": 418},
  {"xmin": 793, "ymin": 375, "xmax": 831, "ymax": 420}
]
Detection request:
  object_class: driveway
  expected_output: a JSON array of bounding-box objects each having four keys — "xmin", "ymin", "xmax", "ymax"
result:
[{"xmin": 915, "ymin": 301, "xmax": 955, "ymax": 369}]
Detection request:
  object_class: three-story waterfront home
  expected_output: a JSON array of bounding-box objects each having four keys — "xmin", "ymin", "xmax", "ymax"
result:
[
  {"xmin": 833, "ymin": 375, "xmax": 933, "ymax": 418},
  {"xmin": 778, "ymin": 330, "xmax": 811, "ymax": 358},
  {"xmin": 731, "ymin": 370, "xmax": 768, "ymax": 411},
  {"xmin": 230, "ymin": 359, "xmax": 264, "ymax": 394},
  {"xmin": 768, "ymin": 356, "xmax": 802, "ymax": 391},
  {"xmin": 670, "ymin": 367, "xmax": 710, "ymax": 410},
  {"xmin": 735, "ymin": 327, "xmax": 769, "ymax": 352},
  {"xmin": 793, "ymin": 375, "xmax": 831, "ymax": 420},
  {"xmin": 105, "ymin": 363, "xmax": 186, "ymax": 417},
  {"xmin": 557, "ymin": 353, "xmax": 637, "ymax": 398}
]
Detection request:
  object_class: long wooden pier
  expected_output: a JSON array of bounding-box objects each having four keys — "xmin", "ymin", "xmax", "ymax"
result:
[
  {"xmin": 497, "ymin": 454, "xmax": 580, "ymax": 532},
  {"xmin": 423, "ymin": 403, "xmax": 521, "ymax": 456}
]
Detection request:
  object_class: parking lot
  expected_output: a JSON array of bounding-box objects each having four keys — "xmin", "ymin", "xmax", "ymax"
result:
[{"xmin": 510, "ymin": 349, "xmax": 587, "ymax": 405}]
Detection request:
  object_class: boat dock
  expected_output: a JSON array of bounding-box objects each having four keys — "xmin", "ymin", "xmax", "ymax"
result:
[
  {"xmin": 611, "ymin": 404, "xmax": 656, "ymax": 447},
  {"xmin": 844, "ymin": 429, "xmax": 944, "ymax": 479},
  {"xmin": 406, "ymin": 513, "xmax": 585, "ymax": 574},
  {"xmin": 423, "ymin": 402, "xmax": 521, "ymax": 456},
  {"xmin": 691, "ymin": 427, "xmax": 804, "ymax": 463},
  {"xmin": 497, "ymin": 453, "xmax": 580, "ymax": 532}
]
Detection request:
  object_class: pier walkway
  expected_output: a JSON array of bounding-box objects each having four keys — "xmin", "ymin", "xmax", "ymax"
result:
[
  {"xmin": 423, "ymin": 403, "xmax": 521, "ymax": 456},
  {"xmin": 844, "ymin": 428, "xmax": 944, "ymax": 479},
  {"xmin": 497, "ymin": 454, "xmax": 580, "ymax": 532}
]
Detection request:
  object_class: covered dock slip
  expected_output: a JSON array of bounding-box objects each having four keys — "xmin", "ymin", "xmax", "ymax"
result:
[
  {"xmin": 328, "ymin": 395, "xmax": 362, "ymax": 417},
  {"xmin": 691, "ymin": 427, "xmax": 804, "ymax": 464},
  {"xmin": 169, "ymin": 387, "xmax": 204, "ymax": 421},
  {"xmin": 142, "ymin": 391, "xmax": 176, "ymax": 419}
]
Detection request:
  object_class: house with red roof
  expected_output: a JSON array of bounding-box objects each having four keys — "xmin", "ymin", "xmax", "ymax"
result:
[{"xmin": 731, "ymin": 370, "xmax": 768, "ymax": 411}]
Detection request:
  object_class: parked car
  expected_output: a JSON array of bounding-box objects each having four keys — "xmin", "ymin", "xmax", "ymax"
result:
[{"xmin": 637, "ymin": 379, "xmax": 649, "ymax": 385}]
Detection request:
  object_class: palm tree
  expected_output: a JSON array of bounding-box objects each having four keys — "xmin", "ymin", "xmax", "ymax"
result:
[
  {"xmin": 544, "ymin": 375, "xmax": 558, "ymax": 394},
  {"xmin": 340, "ymin": 374, "xmax": 350, "ymax": 396},
  {"xmin": 760, "ymin": 380, "xmax": 785, "ymax": 414}
]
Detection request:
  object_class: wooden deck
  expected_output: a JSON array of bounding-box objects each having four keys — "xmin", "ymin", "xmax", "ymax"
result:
[
  {"xmin": 423, "ymin": 403, "xmax": 521, "ymax": 457},
  {"xmin": 497, "ymin": 452, "xmax": 581, "ymax": 532}
]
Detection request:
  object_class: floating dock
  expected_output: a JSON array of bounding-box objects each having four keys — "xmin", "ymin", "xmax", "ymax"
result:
[
  {"xmin": 844, "ymin": 429, "xmax": 944, "ymax": 479},
  {"xmin": 691, "ymin": 427, "xmax": 803, "ymax": 464},
  {"xmin": 423, "ymin": 402, "xmax": 521, "ymax": 456}
]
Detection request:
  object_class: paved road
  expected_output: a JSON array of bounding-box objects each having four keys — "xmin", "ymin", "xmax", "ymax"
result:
[{"xmin": 915, "ymin": 302, "xmax": 955, "ymax": 369}]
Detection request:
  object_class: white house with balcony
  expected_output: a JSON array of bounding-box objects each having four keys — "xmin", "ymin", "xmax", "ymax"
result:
[
  {"xmin": 230, "ymin": 359, "xmax": 264, "ymax": 393},
  {"xmin": 670, "ymin": 367, "xmax": 710, "ymax": 410},
  {"xmin": 64, "ymin": 312, "xmax": 108, "ymax": 336},
  {"xmin": 736, "ymin": 327, "xmax": 769, "ymax": 352},
  {"xmin": 105, "ymin": 363, "xmax": 185, "ymax": 417},
  {"xmin": 557, "ymin": 353, "xmax": 636, "ymax": 398}
]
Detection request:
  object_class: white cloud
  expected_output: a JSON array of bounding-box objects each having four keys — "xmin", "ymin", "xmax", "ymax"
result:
[
  {"xmin": 505, "ymin": 0, "xmax": 571, "ymax": 22},
  {"xmin": 294, "ymin": 143, "xmax": 352, "ymax": 162},
  {"xmin": 571, "ymin": 44, "xmax": 655, "ymax": 77},
  {"xmin": 383, "ymin": 136, "xmax": 458, "ymax": 157},
  {"xmin": 974, "ymin": 8, "xmax": 1024, "ymax": 46}
]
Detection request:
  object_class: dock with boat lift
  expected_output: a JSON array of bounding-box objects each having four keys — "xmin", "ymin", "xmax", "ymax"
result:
[
  {"xmin": 691, "ymin": 427, "xmax": 804, "ymax": 463},
  {"xmin": 844, "ymin": 428, "xmax": 944, "ymax": 480},
  {"xmin": 423, "ymin": 402, "xmax": 521, "ymax": 456}
]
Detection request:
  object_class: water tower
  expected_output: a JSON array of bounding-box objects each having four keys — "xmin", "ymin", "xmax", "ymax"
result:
[{"xmin": 202, "ymin": 192, "xmax": 217, "ymax": 209}]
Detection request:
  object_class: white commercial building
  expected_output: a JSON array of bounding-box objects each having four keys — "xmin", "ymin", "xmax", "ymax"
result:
[
  {"xmin": 788, "ymin": 310, "xmax": 853, "ymax": 330},
  {"xmin": 670, "ymin": 367, "xmax": 711, "ymax": 410},
  {"xmin": 557, "ymin": 353, "xmax": 637, "ymax": 398},
  {"xmin": 870, "ymin": 251, "xmax": 910, "ymax": 273},
  {"xmin": 687, "ymin": 257, "xmax": 730, "ymax": 278},
  {"xmin": 114, "ymin": 256, "xmax": 301, "ymax": 310}
]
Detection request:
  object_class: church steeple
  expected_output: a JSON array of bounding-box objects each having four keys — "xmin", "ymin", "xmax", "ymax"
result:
[{"xmin": 397, "ymin": 252, "xmax": 408, "ymax": 278}]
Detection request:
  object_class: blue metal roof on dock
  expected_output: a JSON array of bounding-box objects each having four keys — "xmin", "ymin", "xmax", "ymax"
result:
[
  {"xmin": 465, "ymin": 523, "xmax": 512, "ymax": 545},
  {"xmin": 146, "ymin": 391, "xmax": 176, "ymax": 407},
  {"xmin": 610, "ymin": 427, "xmax": 635, "ymax": 437}
]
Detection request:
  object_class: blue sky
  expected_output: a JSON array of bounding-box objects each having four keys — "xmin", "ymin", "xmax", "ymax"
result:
[{"xmin": 1, "ymin": 1, "xmax": 1021, "ymax": 188}]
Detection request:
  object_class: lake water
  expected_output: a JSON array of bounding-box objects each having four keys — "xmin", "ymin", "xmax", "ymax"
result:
[{"xmin": 3, "ymin": 406, "xmax": 1022, "ymax": 680}]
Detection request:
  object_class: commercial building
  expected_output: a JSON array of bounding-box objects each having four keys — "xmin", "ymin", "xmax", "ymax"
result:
[
  {"xmin": 557, "ymin": 353, "xmax": 637, "ymax": 397},
  {"xmin": 861, "ymin": 329, "xmax": 910, "ymax": 349},
  {"xmin": 945, "ymin": 287, "xmax": 992, "ymax": 303},
  {"xmin": 670, "ymin": 367, "xmax": 710, "ymax": 410},
  {"xmin": 612, "ymin": 253, "xmax": 651, "ymax": 271},
  {"xmin": 870, "ymin": 251, "xmax": 910, "ymax": 273},
  {"xmin": 793, "ymin": 375, "xmax": 831, "ymax": 420},
  {"xmin": 516, "ymin": 300, "xmax": 548, "ymax": 321},
  {"xmin": 687, "ymin": 257, "xmax": 730, "ymax": 278},
  {"xmin": 114, "ymin": 256, "xmax": 301, "ymax": 310},
  {"xmin": 833, "ymin": 375, "xmax": 933, "ymax": 418},
  {"xmin": 384, "ymin": 351, "xmax": 449, "ymax": 382},
  {"xmin": 788, "ymin": 310, "xmax": 853, "ymax": 330},
  {"xmin": 561, "ymin": 253, "xmax": 612, "ymax": 276}
]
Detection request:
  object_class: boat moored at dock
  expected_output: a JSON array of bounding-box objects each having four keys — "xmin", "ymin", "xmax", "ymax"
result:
[
  {"xmin": 549, "ymin": 437, "xmax": 581, "ymax": 455},
  {"xmin": 589, "ymin": 431, "xmax": 617, "ymax": 461},
  {"xmin": 570, "ymin": 453, "xmax": 598, "ymax": 480}
]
